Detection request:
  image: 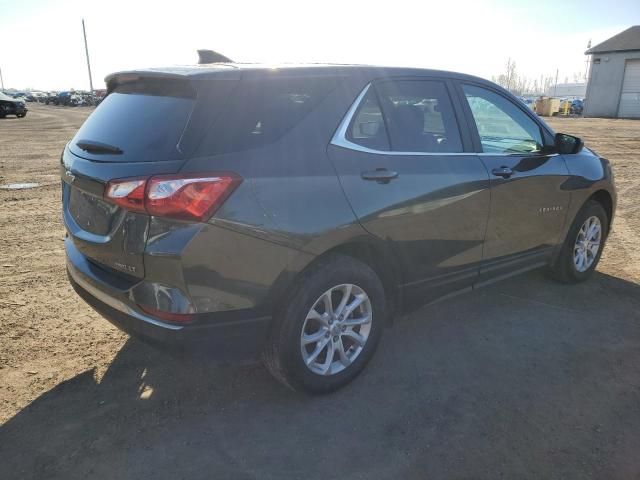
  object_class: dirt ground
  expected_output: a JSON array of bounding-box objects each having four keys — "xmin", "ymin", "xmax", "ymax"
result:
[{"xmin": 1, "ymin": 104, "xmax": 640, "ymax": 479}]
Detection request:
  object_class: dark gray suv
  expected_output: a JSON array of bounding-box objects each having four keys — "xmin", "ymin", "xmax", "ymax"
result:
[{"xmin": 63, "ymin": 63, "xmax": 616, "ymax": 393}]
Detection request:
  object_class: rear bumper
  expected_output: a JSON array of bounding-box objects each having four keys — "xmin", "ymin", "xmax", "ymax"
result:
[{"xmin": 66, "ymin": 239, "xmax": 272, "ymax": 362}]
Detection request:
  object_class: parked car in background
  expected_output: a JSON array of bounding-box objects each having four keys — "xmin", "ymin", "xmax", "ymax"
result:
[
  {"xmin": 76, "ymin": 92, "xmax": 99, "ymax": 106},
  {"xmin": 63, "ymin": 63, "xmax": 616, "ymax": 393},
  {"xmin": 0, "ymin": 91, "xmax": 28, "ymax": 118},
  {"xmin": 11, "ymin": 92, "xmax": 28, "ymax": 103},
  {"xmin": 519, "ymin": 97, "xmax": 535, "ymax": 110},
  {"xmin": 45, "ymin": 91, "xmax": 81, "ymax": 106},
  {"xmin": 94, "ymin": 89, "xmax": 107, "ymax": 105},
  {"xmin": 26, "ymin": 92, "xmax": 48, "ymax": 103},
  {"xmin": 59, "ymin": 92, "xmax": 78, "ymax": 106},
  {"xmin": 571, "ymin": 99, "xmax": 584, "ymax": 115},
  {"xmin": 44, "ymin": 92, "xmax": 57, "ymax": 105}
]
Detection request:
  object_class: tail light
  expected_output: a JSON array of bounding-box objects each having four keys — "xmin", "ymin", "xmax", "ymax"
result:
[
  {"xmin": 104, "ymin": 178, "xmax": 147, "ymax": 213},
  {"xmin": 105, "ymin": 173, "xmax": 241, "ymax": 222}
]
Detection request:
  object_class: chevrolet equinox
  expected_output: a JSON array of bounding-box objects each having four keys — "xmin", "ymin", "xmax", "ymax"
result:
[{"xmin": 63, "ymin": 62, "xmax": 616, "ymax": 393}]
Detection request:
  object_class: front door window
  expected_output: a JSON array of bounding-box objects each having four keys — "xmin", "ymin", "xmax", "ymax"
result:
[{"xmin": 462, "ymin": 84, "xmax": 543, "ymax": 154}]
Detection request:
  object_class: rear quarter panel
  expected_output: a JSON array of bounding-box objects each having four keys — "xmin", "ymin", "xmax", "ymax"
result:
[{"xmin": 173, "ymin": 76, "xmax": 372, "ymax": 313}]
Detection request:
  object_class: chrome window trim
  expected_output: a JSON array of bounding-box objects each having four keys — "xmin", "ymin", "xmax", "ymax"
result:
[{"xmin": 330, "ymin": 83, "xmax": 558, "ymax": 158}]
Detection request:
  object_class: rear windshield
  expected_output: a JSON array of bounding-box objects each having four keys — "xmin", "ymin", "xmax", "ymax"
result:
[
  {"xmin": 198, "ymin": 76, "xmax": 337, "ymax": 155},
  {"xmin": 69, "ymin": 78, "xmax": 196, "ymax": 162}
]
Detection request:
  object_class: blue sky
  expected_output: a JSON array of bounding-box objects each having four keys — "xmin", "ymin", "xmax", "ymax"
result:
[{"xmin": 1, "ymin": 0, "xmax": 639, "ymax": 90}]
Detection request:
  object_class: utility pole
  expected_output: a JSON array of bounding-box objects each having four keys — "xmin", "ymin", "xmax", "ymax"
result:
[
  {"xmin": 584, "ymin": 39, "xmax": 592, "ymax": 82},
  {"xmin": 0, "ymin": 65, "xmax": 4, "ymax": 91},
  {"xmin": 82, "ymin": 19, "xmax": 94, "ymax": 96},
  {"xmin": 553, "ymin": 68, "xmax": 559, "ymax": 97}
]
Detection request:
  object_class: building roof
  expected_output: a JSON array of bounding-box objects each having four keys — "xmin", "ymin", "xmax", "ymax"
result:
[{"xmin": 586, "ymin": 26, "xmax": 640, "ymax": 54}]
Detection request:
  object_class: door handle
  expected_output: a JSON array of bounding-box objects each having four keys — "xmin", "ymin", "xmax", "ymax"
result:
[
  {"xmin": 491, "ymin": 166, "xmax": 514, "ymax": 179},
  {"xmin": 361, "ymin": 168, "xmax": 399, "ymax": 184}
]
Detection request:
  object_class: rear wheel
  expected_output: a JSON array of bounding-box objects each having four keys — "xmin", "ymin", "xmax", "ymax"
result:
[
  {"xmin": 263, "ymin": 254, "xmax": 386, "ymax": 393},
  {"xmin": 549, "ymin": 200, "xmax": 608, "ymax": 283}
]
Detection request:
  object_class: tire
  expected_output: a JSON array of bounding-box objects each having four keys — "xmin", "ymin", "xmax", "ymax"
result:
[
  {"xmin": 263, "ymin": 254, "xmax": 387, "ymax": 393},
  {"xmin": 549, "ymin": 200, "xmax": 608, "ymax": 283}
]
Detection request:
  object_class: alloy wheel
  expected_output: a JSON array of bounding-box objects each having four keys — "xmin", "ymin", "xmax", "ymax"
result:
[
  {"xmin": 300, "ymin": 284, "xmax": 372, "ymax": 376},
  {"xmin": 573, "ymin": 215, "xmax": 602, "ymax": 273}
]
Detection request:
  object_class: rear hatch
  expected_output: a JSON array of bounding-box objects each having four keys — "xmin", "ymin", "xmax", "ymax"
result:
[{"xmin": 62, "ymin": 72, "xmax": 238, "ymax": 278}]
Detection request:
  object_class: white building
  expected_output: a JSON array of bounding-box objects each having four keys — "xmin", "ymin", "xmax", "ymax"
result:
[
  {"xmin": 545, "ymin": 83, "xmax": 586, "ymax": 98},
  {"xmin": 584, "ymin": 26, "xmax": 640, "ymax": 118}
]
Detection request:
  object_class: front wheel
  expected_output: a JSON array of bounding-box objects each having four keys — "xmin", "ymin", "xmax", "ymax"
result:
[
  {"xmin": 263, "ymin": 254, "xmax": 387, "ymax": 393},
  {"xmin": 549, "ymin": 200, "xmax": 608, "ymax": 283}
]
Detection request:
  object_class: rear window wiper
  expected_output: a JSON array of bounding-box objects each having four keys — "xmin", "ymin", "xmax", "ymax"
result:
[{"xmin": 76, "ymin": 140, "xmax": 124, "ymax": 155}]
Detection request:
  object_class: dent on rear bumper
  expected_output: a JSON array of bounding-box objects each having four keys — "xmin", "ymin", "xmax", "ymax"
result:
[
  {"xmin": 66, "ymin": 238, "xmax": 183, "ymax": 330},
  {"xmin": 66, "ymin": 238, "xmax": 272, "ymax": 360}
]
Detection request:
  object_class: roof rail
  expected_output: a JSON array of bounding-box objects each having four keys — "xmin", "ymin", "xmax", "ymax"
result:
[{"xmin": 197, "ymin": 49, "xmax": 234, "ymax": 64}]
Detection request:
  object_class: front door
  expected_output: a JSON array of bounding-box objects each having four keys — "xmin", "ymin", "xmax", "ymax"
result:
[
  {"xmin": 457, "ymin": 83, "xmax": 571, "ymax": 281},
  {"xmin": 328, "ymin": 78, "xmax": 491, "ymax": 306}
]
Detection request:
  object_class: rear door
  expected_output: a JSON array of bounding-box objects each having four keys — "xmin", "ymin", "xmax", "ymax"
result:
[
  {"xmin": 62, "ymin": 75, "xmax": 236, "ymax": 278},
  {"xmin": 455, "ymin": 82, "xmax": 571, "ymax": 281},
  {"xmin": 328, "ymin": 78, "xmax": 491, "ymax": 305}
]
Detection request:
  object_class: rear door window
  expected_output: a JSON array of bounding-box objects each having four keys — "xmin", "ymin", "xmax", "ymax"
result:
[
  {"xmin": 374, "ymin": 80, "xmax": 463, "ymax": 153},
  {"xmin": 201, "ymin": 76, "xmax": 338, "ymax": 154},
  {"xmin": 69, "ymin": 78, "xmax": 197, "ymax": 162},
  {"xmin": 346, "ymin": 88, "xmax": 390, "ymax": 151}
]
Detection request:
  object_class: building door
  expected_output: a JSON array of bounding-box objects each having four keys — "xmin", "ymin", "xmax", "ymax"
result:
[{"xmin": 618, "ymin": 59, "xmax": 640, "ymax": 118}]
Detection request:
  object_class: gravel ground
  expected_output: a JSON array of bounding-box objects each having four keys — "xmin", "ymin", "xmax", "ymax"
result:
[{"xmin": 1, "ymin": 104, "xmax": 639, "ymax": 479}]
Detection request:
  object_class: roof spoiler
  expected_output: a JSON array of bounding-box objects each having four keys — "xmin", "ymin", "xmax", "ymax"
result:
[{"xmin": 197, "ymin": 49, "xmax": 233, "ymax": 64}]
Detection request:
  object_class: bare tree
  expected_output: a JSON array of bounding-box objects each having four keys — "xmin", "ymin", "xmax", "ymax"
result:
[
  {"xmin": 492, "ymin": 59, "xmax": 562, "ymax": 96},
  {"xmin": 544, "ymin": 77, "xmax": 555, "ymax": 94},
  {"xmin": 572, "ymin": 71, "xmax": 585, "ymax": 83},
  {"xmin": 492, "ymin": 58, "xmax": 519, "ymax": 92}
]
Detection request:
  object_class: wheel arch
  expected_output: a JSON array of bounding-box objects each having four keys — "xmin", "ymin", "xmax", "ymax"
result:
[
  {"xmin": 325, "ymin": 240, "xmax": 402, "ymax": 321},
  {"xmin": 587, "ymin": 189, "xmax": 614, "ymax": 234},
  {"xmin": 268, "ymin": 238, "xmax": 403, "ymax": 324}
]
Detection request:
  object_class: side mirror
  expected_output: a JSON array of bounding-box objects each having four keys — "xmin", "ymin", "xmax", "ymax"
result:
[{"xmin": 554, "ymin": 133, "xmax": 584, "ymax": 154}]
